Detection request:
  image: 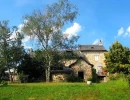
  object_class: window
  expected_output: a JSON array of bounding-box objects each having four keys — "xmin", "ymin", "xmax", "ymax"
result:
[{"xmin": 95, "ymin": 55, "xmax": 99, "ymax": 61}]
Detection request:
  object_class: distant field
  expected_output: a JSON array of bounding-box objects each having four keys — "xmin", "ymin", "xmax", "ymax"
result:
[{"xmin": 0, "ymin": 78, "xmax": 130, "ymax": 100}]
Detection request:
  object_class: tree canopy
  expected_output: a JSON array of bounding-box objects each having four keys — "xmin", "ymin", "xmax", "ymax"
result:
[
  {"xmin": 104, "ymin": 41, "xmax": 130, "ymax": 74},
  {"xmin": 22, "ymin": 0, "xmax": 79, "ymax": 82},
  {"xmin": 0, "ymin": 20, "xmax": 24, "ymax": 82}
]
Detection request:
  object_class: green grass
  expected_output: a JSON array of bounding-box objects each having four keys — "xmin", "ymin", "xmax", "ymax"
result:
[{"xmin": 0, "ymin": 78, "xmax": 130, "ymax": 100}]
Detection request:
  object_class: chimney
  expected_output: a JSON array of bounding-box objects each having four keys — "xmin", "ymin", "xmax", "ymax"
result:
[{"xmin": 99, "ymin": 40, "xmax": 102, "ymax": 45}]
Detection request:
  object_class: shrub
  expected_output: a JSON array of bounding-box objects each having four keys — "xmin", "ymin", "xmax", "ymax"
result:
[
  {"xmin": 18, "ymin": 72, "xmax": 29, "ymax": 83},
  {"xmin": 126, "ymin": 74, "xmax": 130, "ymax": 87},
  {"xmin": 109, "ymin": 73, "xmax": 126, "ymax": 81},
  {"xmin": 92, "ymin": 68, "xmax": 99, "ymax": 83},
  {"xmin": 109, "ymin": 73, "xmax": 120, "ymax": 80},
  {"xmin": 67, "ymin": 75, "xmax": 83, "ymax": 82},
  {"xmin": 1, "ymin": 80, "xmax": 8, "ymax": 86},
  {"xmin": 87, "ymin": 78, "xmax": 92, "ymax": 81}
]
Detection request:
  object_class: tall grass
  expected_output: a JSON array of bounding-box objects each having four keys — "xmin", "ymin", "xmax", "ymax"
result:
[{"xmin": 0, "ymin": 78, "xmax": 130, "ymax": 100}]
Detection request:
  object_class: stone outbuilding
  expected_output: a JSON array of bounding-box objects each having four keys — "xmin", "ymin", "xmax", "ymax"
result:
[{"xmin": 68, "ymin": 57, "xmax": 93, "ymax": 82}]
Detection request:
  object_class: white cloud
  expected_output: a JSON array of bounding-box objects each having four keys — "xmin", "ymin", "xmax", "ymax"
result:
[
  {"xmin": 10, "ymin": 31, "xmax": 16, "ymax": 40},
  {"xmin": 64, "ymin": 22, "xmax": 81, "ymax": 38},
  {"xmin": 18, "ymin": 23, "xmax": 24, "ymax": 32},
  {"xmin": 117, "ymin": 26, "xmax": 130, "ymax": 37},
  {"xmin": 10, "ymin": 30, "xmax": 31, "ymax": 49},
  {"xmin": 124, "ymin": 26, "xmax": 130, "ymax": 37},
  {"xmin": 22, "ymin": 43, "xmax": 32, "ymax": 49},
  {"xmin": 118, "ymin": 27, "xmax": 124, "ymax": 36},
  {"xmin": 93, "ymin": 39, "xmax": 100, "ymax": 45},
  {"xmin": 127, "ymin": 26, "xmax": 130, "ymax": 33},
  {"xmin": 10, "ymin": 23, "xmax": 30, "ymax": 43},
  {"xmin": 10, "ymin": 23, "xmax": 24, "ymax": 38},
  {"xmin": 22, "ymin": 35, "xmax": 30, "ymax": 43},
  {"xmin": 17, "ymin": 23, "xmax": 31, "ymax": 42},
  {"xmin": 17, "ymin": 23, "xmax": 32, "ymax": 49}
]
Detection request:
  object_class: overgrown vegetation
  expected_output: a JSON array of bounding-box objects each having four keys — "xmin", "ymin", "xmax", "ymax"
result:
[
  {"xmin": 127, "ymin": 74, "xmax": 130, "ymax": 87},
  {"xmin": 0, "ymin": 80, "xmax": 8, "ymax": 86},
  {"xmin": 67, "ymin": 75, "xmax": 84, "ymax": 82}
]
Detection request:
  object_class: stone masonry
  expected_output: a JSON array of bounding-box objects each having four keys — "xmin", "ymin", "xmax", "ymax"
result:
[
  {"xmin": 83, "ymin": 51, "xmax": 106, "ymax": 67},
  {"xmin": 71, "ymin": 59, "xmax": 92, "ymax": 82}
]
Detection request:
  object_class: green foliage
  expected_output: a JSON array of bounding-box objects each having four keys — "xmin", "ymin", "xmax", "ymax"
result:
[
  {"xmin": 87, "ymin": 78, "xmax": 92, "ymax": 81},
  {"xmin": 0, "ymin": 67, "xmax": 7, "ymax": 81},
  {"xmin": 92, "ymin": 68, "xmax": 99, "ymax": 83},
  {"xmin": 109, "ymin": 74, "xmax": 118, "ymax": 80},
  {"xmin": 22, "ymin": 0, "xmax": 79, "ymax": 82},
  {"xmin": 0, "ymin": 20, "xmax": 24, "ymax": 82},
  {"xmin": 126, "ymin": 74, "xmax": 130, "ymax": 87},
  {"xmin": 0, "ymin": 80, "xmax": 8, "ymax": 86},
  {"xmin": 67, "ymin": 75, "xmax": 83, "ymax": 82},
  {"xmin": 109, "ymin": 73, "xmax": 126, "ymax": 81},
  {"xmin": 18, "ymin": 53, "xmax": 45, "ymax": 82},
  {"xmin": 18, "ymin": 72, "xmax": 29, "ymax": 83},
  {"xmin": 105, "ymin": 41, "xmax": 130, "ymax": 74}
]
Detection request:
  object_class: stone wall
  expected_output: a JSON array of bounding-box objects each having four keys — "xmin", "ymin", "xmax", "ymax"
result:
[
  {"xmin": 52, "ymin": 73, "xmax": 69, "ymax": 82},
  {"xmin": 71, "ymin": 60, "xmax": 92, "ymax": 82},
  {"xmin": 83, "ymin": 51, "xmax": 106, "ymax": 67}
]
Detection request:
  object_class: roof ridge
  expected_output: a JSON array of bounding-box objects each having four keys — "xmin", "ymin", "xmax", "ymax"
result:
[{"xmin": 79, "ymin": 44, "xmax": 107, "ymax": 51}]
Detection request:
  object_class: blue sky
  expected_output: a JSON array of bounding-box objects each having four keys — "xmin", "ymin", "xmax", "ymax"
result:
[{"xmin": 1, "ymin": 0, "xmax": 130, "ymax": 50}]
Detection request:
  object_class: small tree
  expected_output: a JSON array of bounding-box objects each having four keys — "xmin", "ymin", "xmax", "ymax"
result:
[{"xmin": 22, "ymin": 0, "xmax": 79, "ymax": 82}]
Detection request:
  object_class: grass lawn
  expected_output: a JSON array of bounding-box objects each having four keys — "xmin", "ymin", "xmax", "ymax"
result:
[{"xmin": 0, "ymin": 78, "xmax": 130, "ymax": 100}]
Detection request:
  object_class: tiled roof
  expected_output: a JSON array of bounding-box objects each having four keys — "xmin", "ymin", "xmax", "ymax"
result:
[{"xmin": 79, "ymin": 45, "xmax": 107, "ymax": 51}]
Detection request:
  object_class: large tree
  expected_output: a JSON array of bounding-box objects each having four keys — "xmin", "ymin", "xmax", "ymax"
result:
[
  {"xmin": 0, "ymin": 20, "xmax": 24, "ymax": 82},
  {"xmin": 22, "ymin": 0, "xmax": 79, "ymax": 82},
  {"xmin": 104, "ymin": 41, "xmax": 130, "ymax": 74}
]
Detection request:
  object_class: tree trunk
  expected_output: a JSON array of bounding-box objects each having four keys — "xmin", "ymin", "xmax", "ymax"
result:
[
  {"xmin": 45, "ymin": 67, "xmax": 50, "ymax": 82},
  {"xmin": 45, "ymin": 52, "xmax": 51, "ymax": 82},
  {"xmin": 10, "ymin": 75, "xmax": 13, "ymax": 83},
  {"xmin": 9, "ymin": 71, "xmax": 13, "ymax": 83}
]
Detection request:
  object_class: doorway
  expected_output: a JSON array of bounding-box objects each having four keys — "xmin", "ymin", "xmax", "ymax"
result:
[{"xmin": 78, "ymin": 71, "xmax": 84, "ymax": 79}]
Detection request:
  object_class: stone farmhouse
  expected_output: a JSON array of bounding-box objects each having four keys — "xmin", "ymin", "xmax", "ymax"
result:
[
  {"xmin": 5, "ymin": 40, "xmax": 107, "ymax": 82},
  {"xmin": 52, "ymin": 40, "xmax": 108, "ymax": 82}
]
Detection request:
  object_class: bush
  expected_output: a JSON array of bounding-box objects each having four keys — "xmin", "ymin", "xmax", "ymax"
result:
[
  {"xmin": 109, "ymin": 73, "xmax": 126, "ymax": 81},
  {"xmin": 67, "ymin": 75, "xmax": 83, "ymax": 82},
  {"xmin": 1, "ymin": 80, "xmax": 8, "ymax": 86},
  {"xmin": 18, "ymin": 73, "xmax": 29, "ymax": 83},
  {"xmin": 19, "ymin": 75, "xmax": 28, "ymax": 83},
  {"xmin": 109, "ymin": 73, "xmax": 120, "ymax": 80},
  {"xmin": 126, "ymin": 74, "xmax": 130, "ymax": 87},
  {"xmin": 87, "ymin": 78, "xmax": 92, "ymax": 81},
  {"xmin": 92, "ymin": 68, "xmax": 99, "ymax": 83}
]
